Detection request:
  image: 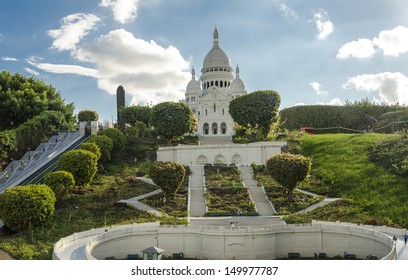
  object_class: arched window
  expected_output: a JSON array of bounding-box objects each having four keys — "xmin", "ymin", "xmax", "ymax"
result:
[
  {"xmin": 221, "ymin": 123, "xmax": 227, "ymax": 134},
  {"xmin": 222, "ymin": 108, "xmax": 225, "ymax": 115},
  {"xmin": 210, "ymin": 81, "xmax": 214, "ymax": 87},
  {"xmin": 212, "ymin": 123, "xmax": 218, "ymax": 135},
  {"xmin": 205, "ymin": 109, "xmax": 208, "ymax": 116},
  {"xmin": 203, "ymin": 123, "xmax": 209, "ymax": 135},
  {"xmin": 186, "ymin": 97, "xmax": 189, "ymax": 102},
  {"xmin": 213, "ymin": 104, "xmax": 216, "ymax": 112}
]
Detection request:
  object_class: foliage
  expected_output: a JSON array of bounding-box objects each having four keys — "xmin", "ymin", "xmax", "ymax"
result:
[
  {"xmin": 229, "ymin": 90, "xmax": 281, "ymax": 138},
  {"xmin": 266, "ymin": 153, "xmax": 311, "ymax": 201},
  {"xmin": 44, "ymin": 171, "xmax": 75, "ymax": 201},
  {"xmin": 88, "ymin": 135, "xmax": 113, "ymax": 162},
  {"xmin": 119, "ymin": 105, "xmax": 152, "ymax": 126},
  {"xmin": 15, "ymin": 110, "xmax": 69, "ymax": 155},
  {"xmin": 99, "ymin": 128, "xmax": 126, "ymax": 154},
  {"xmin": 149, "ymin": 161, "xmax": 186, "ymax": 199},
  {"xmin": 367, "ymin": 134, "xmax": 408, "ymax": 176},
  {"xmin": 151, "ymin": 102, "xmax": 198, "ymax": 145},
  {"xmin": 58, "ymin": 150, "xmax": 98, "ymax": 186},
  {"xmin": 0, "ymin": 184, "xmax": 56, "ymax": 232},
  {"xmin": 80, "ymin": 142, "xmax": 101, "ymax": 161},
  {"xmin": 77, "ymin": 110, "xmax": 98, "ymax": 123},
  {"xmin": 279, "ymin": 101, "xmax": 408, "ymax": 133},
  {"xmin": 0, "ymin": 70, "xmax": 74, "ymax": 131},
  {"xmin": 0, "ymin": 129, "xmax": 16, "ymax": 168},
  {"xmin": 299, "ymin": 133, "xmax": 408, "ymax": 228}
]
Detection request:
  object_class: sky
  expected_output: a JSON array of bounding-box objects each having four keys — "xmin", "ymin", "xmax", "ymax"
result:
[{"xmin": 1, "ymin": 0, "xmax": 408, "ymax": 122}]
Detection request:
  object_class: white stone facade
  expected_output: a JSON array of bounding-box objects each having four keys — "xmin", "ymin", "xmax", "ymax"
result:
[
  {"xmin": 157, "ymin": 141, "xmax": 286, "ymax": 166},
  {"xmin": 183, "ymin": 28, "xmax": 247, "ymax": 137}
]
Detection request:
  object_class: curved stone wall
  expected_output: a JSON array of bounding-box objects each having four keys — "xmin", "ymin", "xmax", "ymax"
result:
[{"xmin": 84, "ymin": 223, "xmax": 394, "ymax": 260}]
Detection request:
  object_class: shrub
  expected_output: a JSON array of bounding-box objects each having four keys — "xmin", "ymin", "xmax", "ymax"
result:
[
  {"xmin": 99, "ymin": 128, "xmax": 126, "ymax": 154},
  {"xmin": 44, "ymin": 171, "xmax": 75, "ymax": 201},
  {"xmin": 149, "ymin": 161, "xmax": 186, "ymax": 199},
  {"xmin": 0, "ymin": 184, "xmax": 56, "ymax": 232},
  {"xmin": 58, "ymin": 150, "xmax": 98, "ymax": 186},
  {"xmin": 80, "ymin": 142, "xmax": 101, "ymax": 161},
  {"xmin": 77, "ymin": 110, "xmax": 98, "ymax": 122},
  {"xmin": 266, "ymin": 153, "xmax": 311, "ymax": 201},
  {"xmin": 89, "ymin": 135, "xmax": 113, "ymax": 162}
]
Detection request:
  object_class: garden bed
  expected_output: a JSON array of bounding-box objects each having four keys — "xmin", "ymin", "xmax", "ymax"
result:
[
  {"xmin": 252, "ymin": 166, "xmax": 324, "ymax": 215},
  {"xmin": 204, "ymin": 165, "xmax": 257, "ymax": 216}
]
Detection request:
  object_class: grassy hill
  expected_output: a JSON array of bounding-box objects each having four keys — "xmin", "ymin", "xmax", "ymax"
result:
[{"xmin": 285, "ymin": 133, "xmax": 408, "ymax": 228}]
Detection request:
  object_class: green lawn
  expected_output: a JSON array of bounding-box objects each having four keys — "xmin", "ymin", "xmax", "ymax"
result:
[{"xmin": 291, "ymin": 133, "xmax": 408, "ymax": 228}]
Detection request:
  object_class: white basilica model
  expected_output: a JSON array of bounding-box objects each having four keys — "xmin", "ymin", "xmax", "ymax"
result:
[{"xmin": 184, "ymin": 27, "xmax": 247, "ymax": 137}]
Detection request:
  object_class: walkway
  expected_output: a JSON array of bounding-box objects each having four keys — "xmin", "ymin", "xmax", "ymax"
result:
[
  {"xmin": 189, "ymin": 165, "xmax": 207, "ymax": 217},
  {"xmin": 239, "ymin": 166, "xmax": 276, "ymax": 216}
]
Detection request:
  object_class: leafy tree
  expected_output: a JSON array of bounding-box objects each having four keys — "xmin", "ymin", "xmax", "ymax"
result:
[
  {"xmin": 151, "ymin": 102, "xmax": 197, "ymax": 145},
  {"xmin": 229, "ymin": 90, "xmax": 281, "ymax": 138},
  {"xmin": 80, "ymin": 142, "xmax": 101, "ymax": 161},
  {"xmin": 44, "ymin": 171, "xmax": 75, "ymax": 201},
  {"xmin": 0, "ymin": 184, "xmax": 56, "ymax": 232},
  {"xmin": 266, "ymin": 153, "xmax": 311, "ymax": 201},
  {"xmin": 77, "ymin": 110, "xmax": 98, "ymax": 123},
  {"xmin": 149, "ymin": 161, "xmax": 186, "ymax": 199},
  {"xmin": 0, "ymin": 70, "xmax": 75, "ymax": 131},
  {"xmin": 58, "ymin": 150, "xmax": 98, "ymax": 186},
  {"xmin": 88, "ymin": 135, "xmax": 113, "ymax": 162},
  {"xmin": 98, "ymin": 128, "xmax": 126, "ymax": 154},
  {"xmin": 15, "ymin": 110, "xmax": 69, "ymax": 154},
  {"xmin": 120, "ymin": 105, "xmax": 152, "ymax": 126},
  {"xmin": 0, "ymin": 130, "xmax": 17, "ymax": 169},
  {"xmin": 134, "ymin": 121, "xmax": 147, "ymax": 137}
]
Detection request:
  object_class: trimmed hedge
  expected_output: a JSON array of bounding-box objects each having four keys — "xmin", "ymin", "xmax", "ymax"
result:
[
  {"xmin": 44, "ymin": 171, "xmax": 75, "ymax": 201},
  {"xmin": 149, "ymin": 161, "xmax": 186, "ymax": 199},
  {"xmin": 80, "ymin": 142, "xmax": 101, "ymax": 161},
  {"xmin": 89, "ymin": 135, "xmax": 113, "ymax": 162},
  {"xmin": 99, "ymin": 128, "xmax": 126, "ymax": 154},
  {"xmin": 0, "ymin": 184, "xmax": 56, "ymax": 232},
  {"xmin": 58, "ymin": 150, "xmax": 98, "ymax": 186},
  {"xmin": 280, "ymin": 105, "xmax": 408, "ymax": 133}
]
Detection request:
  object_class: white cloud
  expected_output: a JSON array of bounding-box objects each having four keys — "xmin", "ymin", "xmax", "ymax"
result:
[
  {"xmin": 337, "ymin": 25, "xmax": 408, "ymax": 59},
  {"xmin": 0, "ymin": 57, "xmax": 18, "ymax": 61},
  {"xmin": 25, "ymin": 67, "xmax": 40, "ymax": 76},
  {"xmin": 100, "ymin": 0, "xmax": 140, "ymax": 24},
  {"xmin": 310, "ymin": 81, "xmax": 328, "ymax": 96},
  {"xmin": 327, "ymin": 98, "xmax": 343, "ymax": 106},
  {"xmin": 343, "ymin": 72, "xmax": 408, "ymax": 105},
  {"xmin": 373, "ymin": 25, "xmax": 408, "ymax": 57},
  {"xmin": 274, "ymin": 1, "xmax": 298, "ymax": 19},
  {"xmin": 74, "ymin": 29, "xmax": 190, "ymax": 105},
  {"xmin": 47, "ymin": 13, "xmax": 101, "ymax": 52},
  {"xmin": 27, "ymin": 59, "xmax": 99, "ymax": 78},
  {"xmin": 313, "ymin": 9, "xmax": 334, "ymax": 40},
  {"xmin": 336, "ymin": 39, "xmax": 376, "ymax": 59}
]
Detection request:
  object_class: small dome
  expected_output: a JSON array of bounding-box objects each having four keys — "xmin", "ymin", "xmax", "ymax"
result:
[
  {"xmin": 230, "ymin": 65, "xmax": 246, "ymax": 92},
  {"xmin": 186, "ymin": 67, "xmax": 201, "ymax": 93},
  {"xmin": 202, "ymin": 27, "xmax": 232, "ymax": 70}
]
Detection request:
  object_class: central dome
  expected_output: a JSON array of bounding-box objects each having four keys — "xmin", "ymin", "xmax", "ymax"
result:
[{"xmin": 202, "ymin": 28, "xmax": 232, "ymax": 70}]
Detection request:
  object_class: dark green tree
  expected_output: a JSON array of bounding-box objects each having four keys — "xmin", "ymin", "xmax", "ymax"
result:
[
  {"xmin": 120, "ymin": 105, "xmax": 152, "ymax": 126},
  {"xmin": 151, "ymin": 102, "xmax": 197, "ymax": 145},
  {"xmin": 44, "ymin": 171, "xmax": 75, "ymax": 201},
  {"xmin": 0, "ymin": 71, "xmax": 75, "ymax": 130},
  {"xmin": 98, "ymin": 128, "xmax": 126, "ymax": 154},
  {"xmin": 77, "ymin": 110, "xmax": 98, "ymax": 123},
  {"xmin": 88, "ymin": 135, "xmax": 113, "ymax": 162},
  {"xmin": 58, "ymin": 150, "xmax": 98, "ymax": 186},
  {"xmin": 229, "ymin": 90, "xmax": 281, "ymax": 138},
  {"xmin": 0, "ymin": 130, "xmax": 17, "ymax": 169},
  {"xmin": 266, "ymin": 153, "xmax": 311, "ymax": 201},
  {"xmin": 0, "ymin": 184, "xmax": 56, "ymax": 232},
  {"xmin": 149, "ymin": 161, "xmax": 186, "ymax": 199}
]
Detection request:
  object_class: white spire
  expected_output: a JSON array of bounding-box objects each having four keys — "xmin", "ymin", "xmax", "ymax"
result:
[
  {"xmin": 236, "ymin": 65, "xmax": 240, "ymax": 77},
  {"xmin": 191, "ymin": 67, "xmax": 196, "ymax": 80},
  {"xmin": 213, "ymin": 26, "xmax": 219, "ymax": 47}
]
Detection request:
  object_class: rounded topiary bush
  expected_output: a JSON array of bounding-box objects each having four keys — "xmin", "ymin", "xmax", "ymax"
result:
[
  {"xmin": 0, "ymin": 184, "xmax": 56, "ymax": 232},
  {"xmin": 58, "ymin": 149, "xmax": 98, "ymax": 186},
  {"xmin": 44, "ymin": 171, "xmax": 75, "ymax": 201},
  {"xmin": 149, "ymin": 161, "xmax": 186, "ymax": 199},
  {"xmin": 80, "ymin": 142, "xmax": 101, "ymax": 161},
  {"xmin": 99, "ymin": 128, "xmax": 126, "ymax": 154},
  {"xmin": 88, "ymin": 135, "xmax": 113, "ymax": 162}
]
